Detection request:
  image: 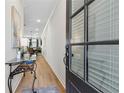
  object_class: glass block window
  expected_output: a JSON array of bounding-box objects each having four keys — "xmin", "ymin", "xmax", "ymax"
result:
[
  {"xmin": 71, "ymin": 46, "xmax": 84, "ymax": 78},
  {"xmin": 88, "ymin": 45, "xmax": 119, "ymax": 93},
  {"xmin": 72, "ymin": 0, "xmax": 84, "ymax": 14},
  {"xmin": 69, "ymin": 0, "xmax": 119, "ymax": 92},
  {"xmin": 88, "ymin": 0, "xmax": 119, "ymax": 41},
  {"xmin": 71, "ymin": 10, "xmax": 84, "ymax": 43}
]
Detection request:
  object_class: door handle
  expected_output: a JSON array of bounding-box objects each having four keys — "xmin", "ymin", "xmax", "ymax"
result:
[
  {"xmin": 63, "ymin": 50, "xmax": 69, "ymax": 65},
  {"xmin": 63, "ymin": 56, "xmax": 68, "ymax": 69},
  {"xmin": 63, "ymin": 44, "xmax": 70, "ymax": 68},
  {"xmin": 63, "ymin": 56, "xmax": 66, "ymax": 65}
]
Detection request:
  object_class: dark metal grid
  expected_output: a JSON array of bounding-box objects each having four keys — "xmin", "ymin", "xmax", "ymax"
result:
[
  {"xmin": 88, "ymin": 0, "xmax": 119, "ymax": 92},
  {"xmin": 85, "ymin": 2, "xmax": 119, "ymax": 93},
  {"xmin": 71, "ymin": 0, "xmax": 94, "ymax": 18},
  {"xmin": 71, "ymin": 40, "xmax": 119, "ymax": 46},
  {"xmin": 84, "ymin": 0, "xmax": 88, "ymax": 82},
  {"xmin": 69, "ymin": 0, "xmax": 86, "ymax": 80},
  {"xmin": 69, "ymin": 0, "xmax": 119, "ymax": 92}
]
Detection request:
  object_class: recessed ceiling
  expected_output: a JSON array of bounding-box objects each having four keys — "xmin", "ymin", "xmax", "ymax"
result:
[{"xmin": 23, "ymin": 0, "xmax": 58, "ymax": 38}]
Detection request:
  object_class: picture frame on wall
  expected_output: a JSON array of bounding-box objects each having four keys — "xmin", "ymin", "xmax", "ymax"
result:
[{"xmin": 11, "ymin": 6, "xmax": 21, "ymax": 48}]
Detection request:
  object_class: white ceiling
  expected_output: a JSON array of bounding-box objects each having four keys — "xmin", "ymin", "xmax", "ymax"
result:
[{"xmin": 23, "ymin": 0, "xmax": 58, "ymax": 38}]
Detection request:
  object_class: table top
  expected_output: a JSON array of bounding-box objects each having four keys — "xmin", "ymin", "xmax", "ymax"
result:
[{"xmin": 5, "ymin": 58, "xmax": 36, "ymax": 66}]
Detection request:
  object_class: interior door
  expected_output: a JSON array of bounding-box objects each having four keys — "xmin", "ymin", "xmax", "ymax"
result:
[{"xmin": 66, "ymin": 0, "xmax": 119, "ymax": 93}]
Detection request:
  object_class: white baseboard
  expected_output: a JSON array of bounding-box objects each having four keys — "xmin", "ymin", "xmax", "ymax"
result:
[
  {"xmin": 51, "ymin": 66, "xmax": 66, "ymax": 89},
  {"xmin": 43, "ymin": 56, "xmax": 66, "ymax": 89}
]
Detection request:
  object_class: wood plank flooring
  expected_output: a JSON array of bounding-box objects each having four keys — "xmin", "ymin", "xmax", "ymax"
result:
[{"xmin": 15, "ymin": 55, "xmax": 65, "ymax": 93}]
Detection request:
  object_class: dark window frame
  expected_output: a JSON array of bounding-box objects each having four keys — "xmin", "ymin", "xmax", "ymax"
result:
[{"xmin": 69, "ymin": 0, "xmax": 119, "ymax": 92}]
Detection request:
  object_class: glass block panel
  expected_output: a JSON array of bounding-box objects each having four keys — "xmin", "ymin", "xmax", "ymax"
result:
[
  {"xmin": 71, "ymin": 10, "xmax": 84, "ymax": 43},
  {"xmin": 71, "ymin": 46, "xmax": 84, "ymax": 78},
  {"xmin": 88, "ymin": 45, "xmax": 119, "ymax": 93},
  {"xmin": 72, "ymin": 0, "xmax": 84, "ymax": 14},
  {"xmin": 88, "ymin": 0, "xmax": 119, "ymax": 41}
]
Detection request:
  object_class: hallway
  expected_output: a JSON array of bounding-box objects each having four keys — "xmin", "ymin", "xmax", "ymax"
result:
[
  {"xmin": 15, "ymin": 55, "xmax": 65, "ymax": 93},
  {"xmin": 5, "ymin": 0, "xmax": 119, "ymax": 93}
]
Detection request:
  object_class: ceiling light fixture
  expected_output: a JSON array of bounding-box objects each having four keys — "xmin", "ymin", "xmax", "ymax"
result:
[{"xmin": 36, "ymin": 19, "xmax": 41, "ymax": 23}]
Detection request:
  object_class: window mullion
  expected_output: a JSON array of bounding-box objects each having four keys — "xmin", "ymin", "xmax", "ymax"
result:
[{"xmin": 84, "ymin": 0, "xmax": 88, "ymax": 81}]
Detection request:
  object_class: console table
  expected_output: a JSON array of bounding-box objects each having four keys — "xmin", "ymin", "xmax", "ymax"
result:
[{"xmin": 5, "ymin": 58, "xmax": 37, "ymax": 93}]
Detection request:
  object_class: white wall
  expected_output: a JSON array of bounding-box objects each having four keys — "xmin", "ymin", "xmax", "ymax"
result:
[
  {"xmin": 5, "ymin": 0, "xmax": 24, "ymax": 62},
  {"xmin": 5, "ymin": 0, "xmax": 24, "ymax": 93},
  {"xmin": 41, "ymin": 0, "xmax": 66, "ymax": 88}
]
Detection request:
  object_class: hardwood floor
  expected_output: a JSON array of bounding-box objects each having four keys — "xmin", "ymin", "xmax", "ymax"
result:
[{"xmin": 15, "ymin": 55, "xmax": 65, "ymax": 93}]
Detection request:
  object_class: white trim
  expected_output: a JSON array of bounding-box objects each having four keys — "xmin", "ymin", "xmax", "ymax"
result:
[
  {"xmin": 44, "ymin": 56, "xmax": 66, "ymax": 89},
  {"xmin": 41, "ymin": 0, "xmax": 60, "ymax": 37},
  {"xmin": 52, "ymin": 66, "xmax": 66, "ymax": 89}
]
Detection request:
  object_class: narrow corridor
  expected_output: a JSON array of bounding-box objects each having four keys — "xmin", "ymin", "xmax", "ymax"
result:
[
  {"xmin": 15, "ymin": 55, "xmax": 65, "ymax": 93},
  {"xmin": 5, "ymin": 0, "xmax": 119, "ymax": 93}
]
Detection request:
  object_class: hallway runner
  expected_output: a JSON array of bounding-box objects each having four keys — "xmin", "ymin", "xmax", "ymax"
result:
[{"xmin": 23, "ymin": 85, "xmax": 59, "ymax": 93}]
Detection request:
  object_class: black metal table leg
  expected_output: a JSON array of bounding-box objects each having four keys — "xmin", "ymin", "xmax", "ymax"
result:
[
  {"xmin": 32, "ymin": 63, "xmax": 37, "ymax": 93},
  {"xmin": 7, "ymin": 61, "xmax": 37, "ymax": 93},
  {"xmin": 8, "ymin": 64, "xmax": 13, "ymax": 93}
]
